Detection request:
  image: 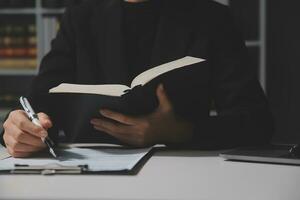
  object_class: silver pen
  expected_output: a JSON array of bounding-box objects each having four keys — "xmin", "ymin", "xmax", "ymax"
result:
[{"xmin": 19, "ymin": 96, "xmax": 57, "ymax": 158}]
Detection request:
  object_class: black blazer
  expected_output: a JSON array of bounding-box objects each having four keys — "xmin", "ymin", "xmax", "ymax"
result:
[{"xmin": 1, "ymin": 0, "xmax": 274, "ymax": 148}]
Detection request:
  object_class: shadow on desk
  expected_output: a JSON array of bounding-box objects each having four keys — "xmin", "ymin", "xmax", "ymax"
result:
[
  {"xmin": 63, "ymin": 143, "xmax": 224, "ymax": 158},
  {"xmin": 153, "ymin": 147, "xmax": 223, "ymax": 157}
]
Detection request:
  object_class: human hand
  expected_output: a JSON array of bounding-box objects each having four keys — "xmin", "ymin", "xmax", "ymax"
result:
[
  {"xmin": 3, "ymin": 110, "xmax": 52, "ymax": 157},
  {"xmin": 91, "ymin": 84, "xmax": 194, "ymax": 147}
]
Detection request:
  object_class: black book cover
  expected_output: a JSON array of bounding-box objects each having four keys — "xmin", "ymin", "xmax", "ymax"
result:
[{"xmin": 50, "ymin": 60, "xmax": 210, "ymax": 142}]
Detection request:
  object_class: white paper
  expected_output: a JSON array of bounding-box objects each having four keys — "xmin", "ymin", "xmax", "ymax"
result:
[
  {"xmin": 0, "ymin": 147, "xmax": 152, "ymax": 172},
  {"xmin": 0, "ymin": 146, "xmax": 11, "ymax": 160}
]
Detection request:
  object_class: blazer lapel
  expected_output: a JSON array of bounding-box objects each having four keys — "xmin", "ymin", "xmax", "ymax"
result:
[
  {"xmin": 91, "ymin": 0, "xmax": 128, "ymax": 84},
  {"xmin": 151, "ymin": 0, "xmax": 194, "ymax": 67}
]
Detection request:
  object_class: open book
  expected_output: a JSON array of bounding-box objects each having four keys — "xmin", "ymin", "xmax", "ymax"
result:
[
  {"xmin": 50, "ymin": 56, "xmax": 205, "ymax": 96},
  {"xmin": 48, "ymin": 56, "xmax": 208, "ymax": 142}
]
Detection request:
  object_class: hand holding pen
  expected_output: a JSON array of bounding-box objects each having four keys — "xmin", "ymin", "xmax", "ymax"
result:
[
  {"xmin": 19, "ymin": 97, "xmax": 57, "ymax": 157},
  {"xmin": 2, "ymin": 97, "xmax": 56, "ymax": 158}
]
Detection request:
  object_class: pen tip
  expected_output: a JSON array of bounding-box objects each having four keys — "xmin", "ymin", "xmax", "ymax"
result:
[{"xmin": 50, "ymin": 148, "xmax": 57, "ymax": 158}]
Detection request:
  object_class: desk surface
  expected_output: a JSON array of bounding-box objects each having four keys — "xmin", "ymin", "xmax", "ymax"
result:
[{"xmin": 0, "ymin": 148, "xmax": 300, "ymax": 200}]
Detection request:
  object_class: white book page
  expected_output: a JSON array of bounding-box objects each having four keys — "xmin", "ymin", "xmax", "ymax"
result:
[
  {"xmin": 0, "ymin": 147, "xmax": 152, "ymax": 172},
  {"xmin": 130, "ymin": 56, "xmax": 205, "ymax": 88},
  {"xmin": 48, "ymin": 57, "xmax": 205, "ymax": 96},
  {"xmin": 49, "ymin": 83, "xmax": 130, "ymax": 97}
]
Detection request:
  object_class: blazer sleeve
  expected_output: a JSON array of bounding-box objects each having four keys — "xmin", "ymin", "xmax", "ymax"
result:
[
  {"xmin": 0, "ymin": 8, "xmax": 76, "ymax": 146},
  {"xmin": 188, "ymin": 7, "xmax": 274, "ymax": 149},
  {"xmin": 30, "ymin": 8, "xmax": 78, "ymax": 141}
]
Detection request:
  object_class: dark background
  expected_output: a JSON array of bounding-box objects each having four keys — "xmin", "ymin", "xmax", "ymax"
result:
[
  {"xmin": 267, "ymin": 1, "xmax": 300, "ymax": 144},
  {"xmin": 1, "ymin": 0, "xmax": 300, "ymax": 144}
]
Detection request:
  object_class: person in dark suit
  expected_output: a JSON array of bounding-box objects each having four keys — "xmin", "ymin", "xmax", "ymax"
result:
[{"xmin": 1, "ymin": 0, "xmax": 274, "ymax": 157}]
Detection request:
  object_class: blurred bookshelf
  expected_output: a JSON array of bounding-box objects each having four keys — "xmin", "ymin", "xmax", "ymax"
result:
[
  {"xmin": 0, "ymin": 0, "xmax": 71, "ymax": 75},
  {"xmin": 0, "ymin": 0, "xmax": 82, "ymax": 129}
]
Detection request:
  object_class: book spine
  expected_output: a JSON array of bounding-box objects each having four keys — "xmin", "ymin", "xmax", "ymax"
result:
[{"xmin": 0, "ymin": 22, "xmax": 37, "ymax": 69}]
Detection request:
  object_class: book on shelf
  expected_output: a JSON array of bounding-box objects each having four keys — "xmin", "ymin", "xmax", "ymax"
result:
[
  {"xmin": 0, "ymin": 22, "xmax": 37, "ymax": 69},
  {"xmin": 0, "ymin": 58, "xmax": 37, "ymax": 69}
]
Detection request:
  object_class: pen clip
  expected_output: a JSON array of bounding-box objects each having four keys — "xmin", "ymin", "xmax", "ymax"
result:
[{"xmin": 20, "ymin": 96, "xmax": 38, "ymax": 120}]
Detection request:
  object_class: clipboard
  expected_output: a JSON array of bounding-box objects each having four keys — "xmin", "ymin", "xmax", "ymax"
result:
[
  {"xmin": 11, "ymin": 164, "xmax": 88, "ymax": 175},
  {"xmin": 0, "ymin": 147, "xmax": 153, "ymax": 175}
]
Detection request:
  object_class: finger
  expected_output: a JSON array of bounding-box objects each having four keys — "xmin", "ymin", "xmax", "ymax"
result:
[
  {"xmin": 9, "ymin": 124, "xmax": 46, "ymax": 148},
  {"xmin": 12, "ymin": 141, "xmax": 44, "ymax": 153},
  {"xmin": 99, "ymin": 109, "xmax": 138, "ymax": 125},
  {"xmin": 90, "ymin": 118, "xmax": 132, "ymax": 135},
  {"xmin": 5, "ymin": 133, "xmax": 44, "ymax": 153},
  {"xmin": 92, "ymin": 119, "xmax": 147, "ymax": 147},
  {"xmin": 11, "ymin": 111, "xmax": 47, "ymax": 138},
  {"xmin": 38, "ymin": 113, "xmax": 53, "ymax": 129},
  {"xmin": 6, "ymin": 146, "xmax": 32, "ymax": 158},
  {"xmin": 156, "ymin": 84, "xmax": 173, "ymax": 112},
  {"xmin": 93, "ymin": 125, "xmax": 139, "ymax": 146},
  {"xmin": 93, "ymin": 125, "xmax": 128, "ymax": 139}
]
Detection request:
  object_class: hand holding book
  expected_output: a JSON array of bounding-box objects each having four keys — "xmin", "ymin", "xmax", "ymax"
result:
[
  {"xmin": 90, "ymin": 84, "xmax": 194, "ymax": 146},
  {"xmin": 49, "ymin": 56, "xmax": 209, "ymax": 143}
]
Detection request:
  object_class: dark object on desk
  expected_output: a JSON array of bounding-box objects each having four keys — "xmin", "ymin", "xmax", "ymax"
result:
[
  {"xmin": 220, "ymin": 145, "xmax": 300, "ymax": 165},
  {"xmin": 289, "ymin": 144, "xmax": 300, "ymax": 158}
]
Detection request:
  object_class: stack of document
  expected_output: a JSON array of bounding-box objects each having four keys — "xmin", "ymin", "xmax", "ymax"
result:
[{"xmin": 0, "ymin": 146, "xmax": 152, "ymax": 173}]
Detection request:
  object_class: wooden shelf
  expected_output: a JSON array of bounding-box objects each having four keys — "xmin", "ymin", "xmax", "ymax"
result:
[
  {"xmin": 41, "ymin": 8, "xmax": 65, "ymax": 15},
  {"xmin": 0, "ymin": 69, "xmax": 37, "ymax": 75},
  {"xmin": 0, "ymin": 0, "xmax": 63, "ymax": 76},
  {"xmin": 246, "ymin": 40, "xmax": 261, "ymax": 47},
  {"xmin": 0, "ymin": 8, "xmax": 65, "ymax": 15}
]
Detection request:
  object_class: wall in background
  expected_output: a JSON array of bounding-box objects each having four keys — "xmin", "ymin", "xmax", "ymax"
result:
[
  {"xmin": 216, "ymin": 0, "xmax": 300, "ymax": 145},
  {"xmin": 267, "ymin": 1, "xmax": 300, "ymax": 144},
  {"xmin": 0, "ymin": 0, "xmax": 80, "ymax": 131}
]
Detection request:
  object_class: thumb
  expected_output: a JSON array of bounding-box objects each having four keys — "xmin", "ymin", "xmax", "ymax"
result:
[
  {"xmin": 156, "ymin": 84, "xmax": 173, "ymax": 112},
  {"xmin": 38, "ymin": 112, "xmax": 53, "ymax": 129}
]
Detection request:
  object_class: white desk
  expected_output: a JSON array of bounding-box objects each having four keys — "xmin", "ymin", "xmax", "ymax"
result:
[{"xmin": 0, "ymin": 149, "xmax": 300, "ymax": 200}]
